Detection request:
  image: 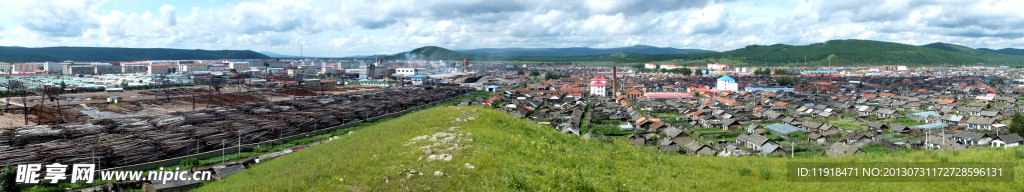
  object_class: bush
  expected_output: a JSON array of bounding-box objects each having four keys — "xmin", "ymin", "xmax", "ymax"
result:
[
  {"xmin": 738, "ymin": 168, "xmax": 752, "ymax": 176},
  {"xmin": 2, "ymin": 164, "xmax": 17, "ymax": 192},
  {"xmin": 180, "ymin": 157, "xmax": 199, "ymax": 168},
  {"xmin": 759, "ymin": 168, "xmax": 773, "ymax": 180},
  {"xmin": 789, "ymin": 132, "xmax": 806, "ymax": 139}
]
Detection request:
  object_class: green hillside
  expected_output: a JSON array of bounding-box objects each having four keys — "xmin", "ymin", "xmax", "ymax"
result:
[
  {"xmin": 458, "ymin": 45, "xmax": 714, "ymax": 57},
  {"xmin": 979, "ymin": 48, "xmax": 1024, "ymax": 57},
  {"xmin": 195, "ymin": 106, "xmax": 1024, "ymax": 191},
  {"xmin": 0, "ymin": 46, "xmax": 270, "ymax": 62},
  {"xmin": 709, "ymin": 39, "xmax": 1024, "ymax": 67}
]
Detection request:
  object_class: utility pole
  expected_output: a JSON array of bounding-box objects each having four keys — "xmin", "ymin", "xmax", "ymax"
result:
[
  {"xmin": 221, "ymin": 139, "xmax": 225, "ymax": 164},
  {"xmin": 237, "ymin": 130, "xmax": 241, "ymax": 158}
]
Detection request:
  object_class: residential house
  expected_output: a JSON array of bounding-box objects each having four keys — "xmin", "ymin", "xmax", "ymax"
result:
[
  {"xmin": 628, "ymin": 133, "xmax": 656, "ymax": 146},
  {"xmin": 658, "ymin": 137, "xmax": 680, "ymax": 152},
  {"xmin": 738, "ymin": 134, "xmax": 774, "ymax": 151},
  {"xmin": 952, "ymin": 131, "xmax": 991, "ymax": 146},
  {"xmin": 845, "ymin": 132, "xmax": 872, "ymax": 144},
  {"xmin": 824, "ymin": 142, "xmax": 865, "ymax": 157},
  {"xmin": 684, "ymin": 141, "xmax": 716, "ymax": 156},
  {"xmin": 867, "ymin": 122, "xmax": 889, "ymax": 131},
  {"xmin": 991, "ymin": 133, "xmax": 1023, "ymax": 148},
  {"xmin": 721, "ymin": 119, "xmax": 743, "ymax": 131},
  {"xmin": 806, "ymin": 132, "xmax": 826, "ymax": 144},
  {"xmin": 875, "ymin": 108, "xmax": 897, "ymax": 119},
  {"xmin": 890, "ymin": 124, "xmax": 913, "ymax": 136},
  {"xmin": 965, "ymin": 117, "xmax": 996, "ymax": 130},
  {"xmin": 942, "ymin": 114, "xmax": 964, "ymax": 126},
  {"xmin": 760, "ymin": 143, "xmax": 786, "ymax": 156},
  {"xmin": 746, "ymin": 124, "xmax": 765, "ymax": 135},
  {"xmin": 624, "ymin": 88, "xmax": 645, "ymax": 100}
]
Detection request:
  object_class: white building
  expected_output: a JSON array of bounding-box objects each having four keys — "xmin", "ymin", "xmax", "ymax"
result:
[
  {"xmin": 589, "ymin": 76, "xmax": 607, "ymax": 97},
  {"xmin": 708, "ymin": 63, "xmax": 729, "ymax": 71},
  {"xmin": 660, "ymin": 64, "xmax": 682, "ymax": 70},
  {"xmin": 644, "ymin": 63, "xmax": 656, "ymax": 69},
  {"xmin": 229, "ymin": 62, "xmax": 250, "ymax": 71},
  {"xmin": 41, "ymin": 62, "xmax": 62, "ymax": 73},
  {"xmin": 716, "ymin": 76, "xmax": 738, "ymax": 92},
  {"xmin": 395, "ymin": 68, "xmax": 426, "ymax": 76},
  {"xmin": 180, "ymin": 63, "xmax": 209, "ymax": 72}
]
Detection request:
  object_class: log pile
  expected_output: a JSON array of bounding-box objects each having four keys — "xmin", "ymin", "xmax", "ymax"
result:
[
  {"xmin": 183, "ymin": 93, "xmax": 268, "ymax": 106},
  {"xmin": 0, "ymin": 86, "xmax": 474, "ymax": 167},
  {"xmin": 30, "ymin": 105, "xmax": 88, "ymax": 124},
  {"xmin": 139, "ymin": 88, "xmax": 199, "ymax": 96}
]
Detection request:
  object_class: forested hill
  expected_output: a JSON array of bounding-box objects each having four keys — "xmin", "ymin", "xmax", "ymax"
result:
[
  {"xmin": 0, "ymin": 46, "xmax": 270, "ymax": 62},
  {"xmin": 382, "ymin": 40, "xmax": 1024, "ymax": 67},
  {"xmin": 457, "ymin": 45, "xmax": 713, "ymax": 56}
]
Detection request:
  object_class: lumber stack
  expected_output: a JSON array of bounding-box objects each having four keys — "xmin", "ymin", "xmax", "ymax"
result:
[{"xmin": 0, "ymin": 86, "xmax": 473, "ymax": 167}]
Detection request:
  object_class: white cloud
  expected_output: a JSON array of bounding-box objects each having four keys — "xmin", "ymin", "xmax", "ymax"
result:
[
  {"xmin": 1, "ymin": 0, "xmax": 1024, "ymax": 57},
  {"xmin": 159, "ymin": 5, "xmax": 176, "ymax": 26}
]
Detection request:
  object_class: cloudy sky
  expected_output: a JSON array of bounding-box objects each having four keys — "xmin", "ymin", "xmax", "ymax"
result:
[{"xmin": 1, "ymin": 0, "xmax": 1022, "ymax": 57}]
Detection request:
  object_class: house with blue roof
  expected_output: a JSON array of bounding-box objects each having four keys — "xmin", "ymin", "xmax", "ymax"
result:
[{"xmin": 715, "ymin": 76, "xmax": 738, "ymax": 92}]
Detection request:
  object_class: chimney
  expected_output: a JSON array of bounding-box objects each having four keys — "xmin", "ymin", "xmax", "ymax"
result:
[
  {"xmin": 463, "ymin": 58, "xmax": 468, "ymax": 73},
  {"xmin": 613, "ymin": 66, "xmax": 618, "ymax": 98}
]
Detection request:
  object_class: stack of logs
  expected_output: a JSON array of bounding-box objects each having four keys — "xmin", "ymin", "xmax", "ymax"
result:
[{"xmin": 0, "ymin": 86, "xmax": 472, "ymax": 167}]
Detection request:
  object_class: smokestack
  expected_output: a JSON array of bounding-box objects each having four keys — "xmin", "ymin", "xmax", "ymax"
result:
[
  {"xmin": 463, "ymin": 58, "xmax": 468, "ymax": 73},
  {"xmin": 612, "ymin": 66, "xmax": 617, "ymax": 98}
]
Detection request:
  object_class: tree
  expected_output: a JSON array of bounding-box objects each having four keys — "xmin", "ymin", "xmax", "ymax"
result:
[
  {"xmin": 263, "ymin": 62, "xmax": 270, "ymax": 78},
  {"xmin": 680, "ymin": 68, "xmax": 692, "ymax": 76},
  {"xmin": 529, "ymin": 71, "xmax": 540, "ymax": 77},
  {"xmin": 775, "ymin": 69, "xmax": 789, "ymax": 75},
  {"xmin": 777, "ymin": 76, "xmax": 794, "ymax": 86},
  {"xmin": 168, "ymin": 68, "xmax": 177, "ymax": 74},
  {"xmin": 516, "ymin": 70, "xmax": 524, "ymax": 75},
  {"xmin": 1009, "ymin": 112, "xmax": 1024, "ymax": 136},
  {"xmin": 0, "ymin": 164, "xmax": 15, "ymax": 192},
  {"xmin": 694, "ymin": 69, "xmax": 703, "ymax": 76},
  {"xmin": 59, "ymin": 80, "xmax": 67, "ymax": 90}
]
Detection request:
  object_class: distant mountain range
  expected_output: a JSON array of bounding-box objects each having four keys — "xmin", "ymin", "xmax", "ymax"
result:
[
  {"xmin": 456, "ymin": 45, "xmax": 713, "ymax": 57},
  {"xmin": 2, "ymin": 41, "xmax": 1022, "ymax": 67},
  {"xmin": 376, "ymin": 40, "xmax": 1024, "ymax": 66},
  {"xmin": 0, "ymin": 47, "xmax": 269, "ymax": 62}
]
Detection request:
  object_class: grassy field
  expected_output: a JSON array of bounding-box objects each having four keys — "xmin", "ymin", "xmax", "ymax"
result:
[{"xmin": 195, "ymin": 106, "xmax": 1024, "ymax": 191}]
